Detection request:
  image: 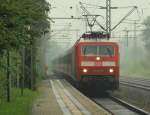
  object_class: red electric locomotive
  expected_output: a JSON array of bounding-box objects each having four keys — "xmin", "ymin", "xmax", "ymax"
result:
[{"xmin": 53, "ymin": 33, "xmax": 120, "ymax": 90}]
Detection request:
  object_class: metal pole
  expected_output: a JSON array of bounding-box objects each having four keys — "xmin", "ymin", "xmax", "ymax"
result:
[
  {"xmin": 134, "ymin": 21, "xmax": 137, "ymax": 40},
  {"xmin": 134, "ymin": 20, "xmax": 137, "ymax": 61},
  {"xmin": 106, "ymin": 0, "xmax": 111, "ymax": 39},
  {"xmin": 126, "ymin": 30, "xmax": 129, "ymax": 47}
]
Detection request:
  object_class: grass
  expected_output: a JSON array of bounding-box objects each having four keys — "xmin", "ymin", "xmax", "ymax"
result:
[{"xmin": 0, "ymin": 88, "xmax": 38, "ymax": 115}]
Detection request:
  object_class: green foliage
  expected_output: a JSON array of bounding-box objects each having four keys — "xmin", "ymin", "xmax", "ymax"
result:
[
  {"xmin": 0, "ymin": 0, "xmax": 50, "ymax": 102},
  {"xmin": 0, "ymin": 88, "xmax": 38, "ymax": 115},
  {"xmin": 0, "ymin": 55, "xmax": 7, "ymax": 100},
  {"xmin": 0, "ymin": 0, "xmax": 50, "ymax": 51}
]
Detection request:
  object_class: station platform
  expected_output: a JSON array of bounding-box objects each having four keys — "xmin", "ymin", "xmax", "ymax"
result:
[{"xmin": 32, "ymin": 76, "xmax": 111, "ymax": 115}]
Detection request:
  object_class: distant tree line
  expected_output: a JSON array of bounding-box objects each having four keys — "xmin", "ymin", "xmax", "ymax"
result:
[{"xmin": 0, "ymin": 0, "xmax": 50, "ymax": 102}]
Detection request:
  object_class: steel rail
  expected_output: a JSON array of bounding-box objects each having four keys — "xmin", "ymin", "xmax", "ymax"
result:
[
  {"xmin": 110, "ymin": 96, "xmax": 150, "ymax": 115},
  {"xmin": 93, "ymin": 96, "xmax": 150, "ymax": 115},
  {"xmin": 120, "ymin": 81, "xmax": 150, "ymax": 91},
  {"xmin": 120, "ymin": 80, "xmax": 150, "ymax": 87},
  {"xmin": 91, "ymin": 98, "xmax": 113, "ymax": 115}
]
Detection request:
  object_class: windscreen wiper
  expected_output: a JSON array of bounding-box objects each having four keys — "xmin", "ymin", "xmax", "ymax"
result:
[
  {"xmin": 106, "ymin": 47, "xmax": 113, "ymax": 57},
  {"xmin": 83, "ymin": 46, "xmax": 87, "ymax": 55}
]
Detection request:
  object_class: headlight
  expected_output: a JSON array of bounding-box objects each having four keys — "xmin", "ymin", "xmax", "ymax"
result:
[
  {"xmin": 83, "ymin": 68, "xmax": 88, "ymax": 73},
  {"xmin": 96, "ymin": 57, "xmax": 100, "ymax": 61},
  {"xmin": 109, "ymin": 68, "xmax": 114, "ymax": 73}
]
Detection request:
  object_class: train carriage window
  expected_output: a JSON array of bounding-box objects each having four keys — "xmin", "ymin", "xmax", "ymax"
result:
[
  {"xmin": 82, "ymin": 46, "xmax": 97, "ymax": 56},
  {"xmin": 82, "ymin": 45, "xmax": 114, "ymax": 56},
  {"xmin": 98, "ymin": 45, "xmax": 114, "ymax": 56}
]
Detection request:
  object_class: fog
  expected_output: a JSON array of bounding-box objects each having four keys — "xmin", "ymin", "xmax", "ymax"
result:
[{"xmin": 44, "ymin": 0, "xmax": 150, "ymax": 77}]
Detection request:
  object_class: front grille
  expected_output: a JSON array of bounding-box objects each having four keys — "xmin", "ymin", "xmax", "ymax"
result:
[
  {"xmin": 81, "ymin": 75, "xmax": 113, "ymax": 79},
  {"xmin": 92, "ymin": 69, "xmax": 106, "ymax": 73}
]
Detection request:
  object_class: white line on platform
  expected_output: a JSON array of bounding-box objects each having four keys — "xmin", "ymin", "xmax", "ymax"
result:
[
  {"xmin": 50, "ymin": 80, "xmax": 72, "ymax": 115},
  {"xmin": 57, "ymin": 80, "xmax": 92, "ymax": 115},
  {"xmin": 63, "ymin": 80, "xmax": 111, "ymax": 114}
]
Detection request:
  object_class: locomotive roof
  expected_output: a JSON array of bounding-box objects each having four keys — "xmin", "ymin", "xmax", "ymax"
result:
[
  {"xmin": 81, "ymin": 38, "xmax": 119, "ymax": 42},
  {"xmin": 75, "ymin": 38, "xmax": 119, "ymax": 45}
]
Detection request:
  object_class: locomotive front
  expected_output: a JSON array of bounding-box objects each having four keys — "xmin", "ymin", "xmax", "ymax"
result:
[{"xmin": 76, "ymin": 41, "xmax": 119, "ymax": 90}]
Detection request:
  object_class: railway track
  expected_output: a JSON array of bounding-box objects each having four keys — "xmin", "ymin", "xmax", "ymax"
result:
[
  {"xmin": 120, "ymin": 77, "xmax": 150, "ymax": 84},
  {"xmin": 120, "ymin": 77, "xmax": 150, "ymax": 91},
  {"xmin": 93, "ymin": 96, "xmax": 150, "ymax": 115},
  {"xmin": 53, "ymin": 74, "xmax": 150, "ymax": 114}
]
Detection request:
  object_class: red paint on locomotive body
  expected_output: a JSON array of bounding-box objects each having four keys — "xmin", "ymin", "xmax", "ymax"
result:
[
  {"xmin": 75, "ymin": 41, "xmax": 119, "ymax": 81},
  {"xmin": 53, "ymin": 40, "xmax": 120, "ymax": 90}
]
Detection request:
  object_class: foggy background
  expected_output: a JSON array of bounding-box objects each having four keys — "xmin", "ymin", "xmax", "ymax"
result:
[{"xmin": 44, "ymin": 0, "xmax": 150, "ymax": 77}]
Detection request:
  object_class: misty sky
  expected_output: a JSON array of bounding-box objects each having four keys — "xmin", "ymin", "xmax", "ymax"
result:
[
  {"xmin": 47, "ymin": 0, "xmax": 150, "ymax": 41},
  {"xmin": 45, "ymin": 0, "xmax": 149, "ymax": 75}
]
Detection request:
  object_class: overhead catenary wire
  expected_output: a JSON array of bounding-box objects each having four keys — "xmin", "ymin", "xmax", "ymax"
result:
[
  {"xmin": 111, "ymin": 6, "xmax": 138, "ymax": 31},
  {"xmin": 79, "ymin": 2, "xmax": 106, "ymax": 31},
  {"xmin": 122, "ymin": 21, "xmax": 145, "ymax": 25},
  {"xmin": 50, "ymin": 24, "xmax": 72, "ymax": 38},
  {"xmin": 80, "ymin": 1, "xmax": 140, "ymax": 38},
  {"xmin": 80, "ymin": 2, "xmax": 139, "ymax": 9}
]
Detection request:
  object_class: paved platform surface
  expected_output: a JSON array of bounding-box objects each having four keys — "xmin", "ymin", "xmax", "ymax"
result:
[{"xmin": 32, "ymin": 76, "xmax": 111, "ymax": 115}]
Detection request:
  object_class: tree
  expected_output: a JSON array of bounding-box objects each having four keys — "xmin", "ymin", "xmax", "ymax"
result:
[{"xmin": 0, "ymin": 0, "xmax": 50, "ymax": 101}]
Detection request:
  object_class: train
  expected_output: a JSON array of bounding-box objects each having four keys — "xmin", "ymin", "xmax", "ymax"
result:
[{"xmin": 53, "ymin": 32, "xmax": 120, "ymax": 90}]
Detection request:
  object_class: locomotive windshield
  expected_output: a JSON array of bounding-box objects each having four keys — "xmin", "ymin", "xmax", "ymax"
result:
[{"xmin": 82, "ymin": 45, "xmax": 114, "ymax": 56}]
